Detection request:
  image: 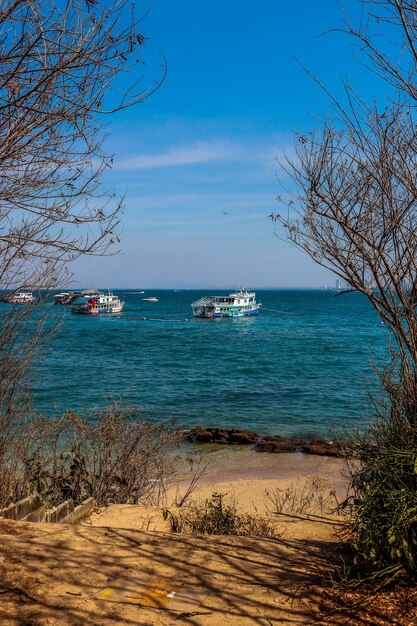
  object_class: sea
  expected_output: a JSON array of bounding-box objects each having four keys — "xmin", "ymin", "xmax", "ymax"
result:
[{"xmin": 30, "ymin": 289, "xmax": 388, "ymax": 438}]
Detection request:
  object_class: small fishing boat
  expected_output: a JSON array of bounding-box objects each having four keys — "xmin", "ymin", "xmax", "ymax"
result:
[
  {"xmin": 3, "ymin": 291, "xmax": 36, "ymax": 304},
  {"xmin": 143, "ymin": 297, "xmax": 159, "ymax": 302},
  {"xmin": 71, "ymin": 290, "xmax": 124, "ymax": 315},
  {"xmin": 191, "ymin": 289, "xmax": 261, "ymax": 318}
]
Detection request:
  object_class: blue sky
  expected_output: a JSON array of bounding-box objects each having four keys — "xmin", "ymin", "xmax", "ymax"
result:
[{"xmin": 73, "ymin": 0, "xmax": 372, "ymax": 289}]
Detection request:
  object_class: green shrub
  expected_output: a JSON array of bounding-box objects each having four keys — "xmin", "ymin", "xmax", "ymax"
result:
[
  {"xmin": 344, "ymin": 372, "xmax": 417, "ymax": 583},
  {"xmin": 163, "ymin": 492, "xmax": 279, "ymax": 538}
]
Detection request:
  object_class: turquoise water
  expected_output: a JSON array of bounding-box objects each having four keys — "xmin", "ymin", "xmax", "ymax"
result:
[{"xmin": 31, "ymin": 289, "xmax": 388, "ymax": 437}]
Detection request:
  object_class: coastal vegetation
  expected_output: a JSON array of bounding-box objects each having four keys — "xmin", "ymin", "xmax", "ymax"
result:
[
  {"xmin": 2, "ymin": 405, "xmax": 179, "ymax": 509},
  {"xmin": 163, "ymin": 492, "xmax": 278, "ymax": 538},
  {"xmin": 0, "ymin": 1, "xmax": 164, "ymax": 508},
  {"xmin": 265, "ymin": 475, "xmax": 338, "ymax": 517},
  {"xmin": 274, "ymin": 0, "xmax": 417, "ymax": 586}
]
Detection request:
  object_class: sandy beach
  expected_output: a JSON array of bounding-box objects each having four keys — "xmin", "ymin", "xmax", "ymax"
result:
[
  {"xmin": 1, "ymin": 449, "xmax": 352, "ymax": 626},
  {"xmin": 85, "ymin": 447, "xmax": 348, "ymax": 537}
]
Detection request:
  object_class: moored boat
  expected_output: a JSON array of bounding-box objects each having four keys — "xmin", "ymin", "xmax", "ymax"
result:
[
  {"xmin": 54, "ymin": 289, "xmax": 99, "ymax": 305},
  {"xmin": 71, "ymin": 290, "xmax": 124, "ymax": 315},
  {"xmin": 3, "ymin": 291, "xmax": 36, "ymax": 304},
  {"xmin": 54, "ymin": 292, "xmax": 72, "ymax": 305},
  {"xmin": 191, "ymin": 289, "xmax": 261, "ymax": 318}
]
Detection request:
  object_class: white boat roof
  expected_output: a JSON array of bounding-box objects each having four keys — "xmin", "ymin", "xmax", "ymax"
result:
[{"xmin": 229, "ymin": 290, "xmax": 255, "ymax": 297}]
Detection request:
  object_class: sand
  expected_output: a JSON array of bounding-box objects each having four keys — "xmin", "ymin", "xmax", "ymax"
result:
[
  {"xmin": 85, "ymin": 448, "xmax": 348, "ymax": 536},
  {"xmin": 0, "ymin": 449, "xmax": 354, "ymax": 626}
]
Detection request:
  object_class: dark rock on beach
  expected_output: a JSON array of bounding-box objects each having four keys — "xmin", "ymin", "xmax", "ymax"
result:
[
  {"xmin": 185, "ymin": 427, "xmax": 259, "ymax": 445},
  {"xmin": 255, "ymin": 436, "xmax": 344, "ymax": 457},
  {"xmin": 302, "ymin": 438, "xmax": 345, "ymax": 457},
  {"xmin": 183, "ymin": 427, "xmax": 345, "ymax": 457},
  {"xmin": 254, "ymin": 435, "xmax": 303, "ymax": 453}
]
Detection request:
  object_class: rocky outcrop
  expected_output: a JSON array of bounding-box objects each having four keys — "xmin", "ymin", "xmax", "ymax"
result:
[
  {"xmin": 302, "ymin": 438, "xmax": 345, "ymax": 457},
  {"xmin": 254, "ymin": 436, "xmax": 344, "ymax": 456},
  {"xmin": 185, "ymin": 427, "xmax": 259, "ymax": 445},
  {"xmin": 183, "ymin": 427, "xmax": 345, "ymax": 457},
  {"xmin": 254, "ymin": 435, "xmax": 303, "ymax": 453}
]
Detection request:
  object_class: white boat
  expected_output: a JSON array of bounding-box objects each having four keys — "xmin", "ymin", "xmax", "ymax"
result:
[
  {"xmin": 71, "ymin": 290, "xmax": 124, "ymax": 315},
  {"xmin": 143, "ymin": 297, "xmax": 159, "ymax": 302},
  {"xmin": 4, "ymin": 291, "xmax": 36, "ymax": 304},
  {"xmin": 191, "ymin": 289, "xmax": 261, "ymax": 318}
]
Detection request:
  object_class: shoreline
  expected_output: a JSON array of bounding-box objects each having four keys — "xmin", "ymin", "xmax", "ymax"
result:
[
  {"xmin": 172, "ymin": 446, "xmax": 348, "ymax": 513},
  {"xmin": 85, "ymin": 446, "xmax": 348, "ymax": 533},
  {"xmin": 181, "ymin": 426, "xmax": 347, "ymax": 456},
  {"xmin": 179, "ymin": 445, "xmax": 347, "ymax": 485}
]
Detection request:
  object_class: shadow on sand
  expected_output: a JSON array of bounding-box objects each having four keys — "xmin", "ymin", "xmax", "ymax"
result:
[{"xmin": 0, "ymin": 518, "xmax": 395, "ymax": 625}]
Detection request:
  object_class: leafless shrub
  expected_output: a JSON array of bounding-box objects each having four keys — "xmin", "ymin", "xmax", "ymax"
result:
[
  {"xmin": 0, "ymin": 302, "xmax": 60, "ymax": 508},
  {"xmin": 1, "ymin": 403, "xmax": 180, "ymax": 508},
  {"xmin": 171, "ymin": 455, "xmax": 210, "ymax": 508},
  {"xmin": 265, "ymin": 476, "xmax": 339, "ymax": 517}
]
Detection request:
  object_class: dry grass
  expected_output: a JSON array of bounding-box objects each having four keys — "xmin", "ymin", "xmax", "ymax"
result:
[{"xmin": 265, "ymin": 475, "xmax": 340, "ymax": 517}]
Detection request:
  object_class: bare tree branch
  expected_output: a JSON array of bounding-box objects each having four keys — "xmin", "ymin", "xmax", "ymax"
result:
[
  {"xmin": 271, "ymin": 1, "xmax": 417, "ymax": 406},
  {"xmin": 0, "ymin": 0, "xmax": 162, "ymax": 492}
]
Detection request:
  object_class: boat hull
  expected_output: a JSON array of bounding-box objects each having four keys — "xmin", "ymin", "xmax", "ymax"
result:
[
  {"xmin": 3, "ymin": 291, "xmax": 36, "ymax": 304},
  {"xmin": 211, "ymin": 307, "xmax": 260, "ymax": 318},
  {"xmin": 71, "ymin": 304, "xmax": 124, "ymax": 315}
]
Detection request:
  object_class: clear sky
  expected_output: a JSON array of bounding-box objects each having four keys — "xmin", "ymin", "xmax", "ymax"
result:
[{"xmin": 72, "ymin": 0, "xmax": 371, "ymax": 289}]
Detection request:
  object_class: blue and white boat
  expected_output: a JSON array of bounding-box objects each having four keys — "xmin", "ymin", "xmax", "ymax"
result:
[{"xmin": 191, "ymin": 289, "xmax": 261, "ymax": 318}]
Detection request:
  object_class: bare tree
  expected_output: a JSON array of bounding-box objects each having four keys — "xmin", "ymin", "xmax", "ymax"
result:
[
  {"xmin": 0, "ymin": 0, "xmax": 162, "ymax": 293},
  {"xmin": 0, "ymin": 0, "xmax": 163, "ymax": 504},
  {"xmin": 274, "ymin": 2, "xmax": 417, "ymax": 383},
  {"xmin": 276, "ymin": 102, "xmax": 417, "ymax": 378},
  {"xmin": 271, "ymin": 0, "xmax": 417, "ymax": 581}
]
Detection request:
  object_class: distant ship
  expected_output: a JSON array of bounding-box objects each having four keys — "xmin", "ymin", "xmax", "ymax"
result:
[
  {"xmin": 143, "ymin": 297, "xmax": 159, "ymax": 302},
  {"xmin": 191, "ymin": 289, "xmax": 261, "ymax": 318}
]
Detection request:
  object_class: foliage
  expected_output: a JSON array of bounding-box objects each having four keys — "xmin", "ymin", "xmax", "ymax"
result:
[
  {"xmin": 342, "ymin": 371, "xmax": 417, "ymax": 582},
  {"xmin": 163, "ymin": 492, "xmax": 279, "ymax": 538}
]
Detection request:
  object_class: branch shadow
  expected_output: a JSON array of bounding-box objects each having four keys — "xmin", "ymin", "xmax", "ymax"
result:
[{"xmin": 0, "ymin": 518, "xmax": 392, "ymax": 625}]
